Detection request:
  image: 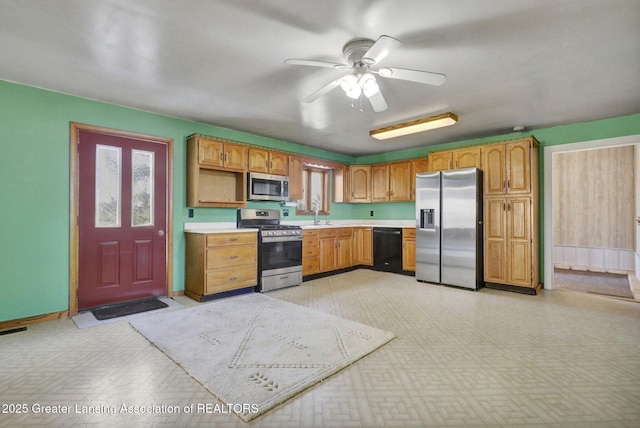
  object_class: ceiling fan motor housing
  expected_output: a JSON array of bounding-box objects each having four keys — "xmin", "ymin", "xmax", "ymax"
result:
[{"xmin": 343, "ymin": 38, "xmax": 375, "ymax": 67}]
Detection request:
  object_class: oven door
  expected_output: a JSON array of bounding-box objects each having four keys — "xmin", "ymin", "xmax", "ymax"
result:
[{"xmin": 260, "ymin": 237, "xmax": 302, "ymax": 272}]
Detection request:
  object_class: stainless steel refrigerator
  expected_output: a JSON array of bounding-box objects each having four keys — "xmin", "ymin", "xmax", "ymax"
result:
[{"xmin": 415, "ymin": 167, "xmax": 483, "ymax": 290}]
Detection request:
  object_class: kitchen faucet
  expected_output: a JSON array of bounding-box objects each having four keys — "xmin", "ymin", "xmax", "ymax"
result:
[{"xmin": 313, "ymin": 204, "xmax": 320, "ymax": 225}]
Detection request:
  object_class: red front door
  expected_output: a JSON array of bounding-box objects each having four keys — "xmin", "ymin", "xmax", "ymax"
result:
[{"xmin": 78, "ymin": 130, "xmax": 168, "ymax": 310}]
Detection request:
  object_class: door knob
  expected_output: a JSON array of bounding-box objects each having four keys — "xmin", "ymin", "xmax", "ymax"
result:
[{"xmin": 158, "ymin": 230, "xmax": 165, "ymax": 236}]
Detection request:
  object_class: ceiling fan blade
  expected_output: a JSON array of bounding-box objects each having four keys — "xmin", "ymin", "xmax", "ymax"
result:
[
  {"xmin": 366, "ymin": 90, "xmax": 388, "ymax": 113},
  {"xmin": 379, "ymin": 67, "xmax": 446, "ymax": 86},
  {"xmin": 362, "ymin": 35, "xmax": 401, "ymax": 65},
  {"xmin": 284, "ymin": 59, "xmax": 347, "ymax": 69},
  {"xmin": 302, "ymin": 79, "xmax": 341, "ymax": 103}
]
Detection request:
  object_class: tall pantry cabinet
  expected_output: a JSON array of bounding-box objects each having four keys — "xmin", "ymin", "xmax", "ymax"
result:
[{"xmin": 482, "ymin": 138, "xmax": 540, "ymax": 294}]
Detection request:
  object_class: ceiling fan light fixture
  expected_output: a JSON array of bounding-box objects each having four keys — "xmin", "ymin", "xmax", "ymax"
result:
[
  {"xmin": 359, "ymin": 72, "xmax": 379, "ymax": 97},
  {"xmin": 370, "ymin": 112, "xmax": 458, "ymax": 140}
]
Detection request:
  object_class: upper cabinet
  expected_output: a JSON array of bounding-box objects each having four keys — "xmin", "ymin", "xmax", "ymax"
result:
[
  {"xmin": 350, "ymin": 165, "xmax": 371, "ymax": 203},
  {"xmin": 453, "ymin": 147, "xmax": 482, "ymax": 169},
  {"xmin": 248, "ymin": 148, "xmax": 289, "ymax": 175},
  {"xmin": 198, "ymin": 137, "xmax": 246, "ymax": 171},
  {"xmin": 389, "ymin": 161, "xmax": 412, "ymax": 202},
  {"xmin": 288, "ymin": 155, "xmax": 304, "ymax": 201},
  {"xmin": 371, "ymin": 164, "xmax": 389, "ymax": 202},
  {"xmin": 482, "ymin": 139, "xmax": 532, "ymax": 195},
  {"xmin": 186, "ymin": 135, "xmax": 247, "ymax": 207},
  {"xmin": 428, "ymin": 151, "xmax": 453, "ymax": 172}
]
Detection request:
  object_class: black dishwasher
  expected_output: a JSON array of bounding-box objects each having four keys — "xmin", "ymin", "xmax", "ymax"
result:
[{"xmin": 373, "ymin": 227, "xmax": 403, "ymax": 273}]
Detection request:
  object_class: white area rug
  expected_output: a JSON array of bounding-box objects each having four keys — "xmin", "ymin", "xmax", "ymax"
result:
[{"xmin": 129, "ymin": 293, "xmax": 395, "ymax": 421}]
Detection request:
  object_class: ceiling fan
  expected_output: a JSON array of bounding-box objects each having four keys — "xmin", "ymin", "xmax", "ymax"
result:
[{"xmin": 284, "ymin": 35, "xmax": 446, "ymax": 113}]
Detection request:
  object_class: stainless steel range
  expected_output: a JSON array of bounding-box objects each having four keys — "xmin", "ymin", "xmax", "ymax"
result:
[{"xmin": 237, "ymin": 209, "xmax": 302, "ymax": 292}]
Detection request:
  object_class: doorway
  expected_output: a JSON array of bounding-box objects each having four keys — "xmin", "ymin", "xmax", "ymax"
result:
[
  {"xmin": 70, "ymin": 123, "xmax": 173, "ymax": 314},
  {"xmin": 543, "ymin": 135, "xmax": 639, "ymax": 299}
]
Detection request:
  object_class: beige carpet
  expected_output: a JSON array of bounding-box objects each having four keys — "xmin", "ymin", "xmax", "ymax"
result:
[{"xmin": 130, "ymin": 293, "xmax": 395, "ymax": 421}]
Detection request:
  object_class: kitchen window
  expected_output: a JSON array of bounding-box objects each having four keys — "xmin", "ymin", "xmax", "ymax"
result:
[{"xmin": 296, "ymin": 166, "xmax": 330, "ymax": 215}]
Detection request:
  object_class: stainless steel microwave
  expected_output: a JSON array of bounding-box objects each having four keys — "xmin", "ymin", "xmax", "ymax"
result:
[{"xmin": 247, "ymin": 172, "xmax": 289, "ymax": 202}]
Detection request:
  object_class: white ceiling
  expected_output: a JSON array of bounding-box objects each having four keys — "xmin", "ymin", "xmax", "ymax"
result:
[{"xmin": 1, "ymin": 0, "xmax": 639, "ymax": 156}]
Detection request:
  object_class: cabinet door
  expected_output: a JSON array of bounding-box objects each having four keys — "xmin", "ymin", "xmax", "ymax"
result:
[
  {"xmin": 454, "ymin": 147, "xmax": 481, "ymax": 169},
  {"xmin": 402, "ymin": 228, "xmax": 416, "ymax": 271},
  {"xmin": 371, "ymin": 164, "xmax": 389, "ymax": 202},
  {"xmin": 428, "ymin": 151, "xmax": 452, "ymax": 172},
  {"xmin": 269, "ymin": 152, "xmax": 289, "ymax": 175},
  {"xmin": 288, "ymin": 155, "xmax": 304, "ymax": 201},
  {"xmin": 337, "ymin": 235, "xmax": 352, "ymax": 268},
  {"xmin": 350, "ymin": 165, "xmax": 371, "ymax": 203},
  {"xmin": 506, "ymin": 140, "xmax": 531, "ymax": 194},
  {"xmin": 198, "ymin": 138, "xmax": 224, "ymax": 167},
  {"xmin": 484, "ymin": 197, "xmax": 507, "ymax": 283},
  {"xmin": 389, "ymin": 161, "xmax": 412, "ymax": 201},
  {"xmin": 319, "ymin": 236, "xmax": 337, "ymax": 272},
  {"xmin": 224, "ymin": 143, "xmax": 247, "ymax": 171},
  {"xmin": 247, "ymin": 148, "xmax": 269, "ymax": 173},
  {"xmin": 412, "ymin": 157, "xmax": 430, "ymax": 175},
  {"xmin": 482, "ymin": 144, "xmax": 506, "ymax": 195},
  {"xmin": 361, "ymin": 228, "xmax": 373, "ymax": 266},
  {"xmin": 507, "ymin": 197, "xmax": 532, "ymax": 286}
]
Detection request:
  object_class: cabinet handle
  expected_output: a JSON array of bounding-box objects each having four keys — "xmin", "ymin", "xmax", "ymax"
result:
[
  {"xmin": 508, "ymin": 202, "xmax": 511, "ymax": 211},
  {"xmin": 229, "ymin": 277, "xmax": 238, "ymax": 281},
  {"xmin": 224, "ymin": 153, "xmax": 228, "ymax": 163},
  {"xmin": 503, "ymin": 180, "xmax": 506, "ymax": 191},
  {"xmin": 507, "ymin": 179, "xmax": 510, "ymax": 190},
  {"xmin": 229, "ymin": 238, "xmax": 238, "ymax": 242},
  {"xmin": 229, "ymin": 255, "xmax": 238, "ymax": 259},
  {"xmin": 503, "ymin": 203, "xmax": 506, "ymax": 211},
  {"xmin": 220, "ymin": 153, "xmax": 224, "ymax": 161}
]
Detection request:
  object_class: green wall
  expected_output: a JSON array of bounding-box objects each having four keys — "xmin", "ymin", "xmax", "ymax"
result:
[{"xmin": 1, "ymin": 78, "xmax": 639, "ymax": 322}]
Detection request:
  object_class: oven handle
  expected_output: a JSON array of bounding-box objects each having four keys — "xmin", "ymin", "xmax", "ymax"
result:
[{"xmin": 261, "ymin": 236, "xmax": 303, "ymax": 243}]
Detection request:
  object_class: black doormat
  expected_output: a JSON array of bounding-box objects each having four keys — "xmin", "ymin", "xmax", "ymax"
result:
[{"xmin": 92, "ymin": 298, "xmax": 168, "ymax": 321}]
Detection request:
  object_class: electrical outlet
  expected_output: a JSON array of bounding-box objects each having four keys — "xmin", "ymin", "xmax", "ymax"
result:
[
  {"xmin": 282, "ymin": 208, "xmax": 289, "ymax": 217},
  {"xmin": 188, "ymin": 209, "xmax": 194, "ymax": 218},
  {"xmin": 370, "ymin": 210, "xmax": 374, "ymax": 217}
]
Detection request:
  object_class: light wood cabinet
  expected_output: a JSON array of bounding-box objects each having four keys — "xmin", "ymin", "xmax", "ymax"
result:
[
  {"xmin": 288, "ymin": 155, "xmax": 304, "ymax": 201},
  {"xmin": 350, "ymin": 165, "xmax": 371, "ymax": 203},
  {"xmin": 411, "ymin": 157, "xmax": 430, "ymax": 200},
  {"xmin": 389, "ymin": 161, "xmax": 412, "ymax": 202},
  {"xmin": 319, "ymin": 228, "xmax": 338, "ymax": 272},
  {"xmin": 371, "ymin": 164, "xmax": 389, "ymax": 202},
  {"xmin": 184, "ymin": 232, "xmax": 257, "ymax": 301},
  {"xmin": 302, "ymin": 228, "xmax": 319, "ymax": 276},
  {"xmin": 248, "ymin": 148, "xmax": 289, "ymax": 175},
  {"xmin": 186, "ymin": 135, "xmax": 247, "ymax": 207},
  {"xmin": 428, "ymin": 151, "xmax": 453, "ymax": 171},
  {"xmin": 454, "ymin": 147, "xmax": 482, "ymax": 169},
  {"xmin": 482, "ymin": 137, "xmax": 539, "ymax": 293},
  {"xmin": 337, "ymin": 228, "xmax": 353, "ymax": 269},
  {"xmin": 482, "ymin": 140, "xmax": 531, "ymax": 195},
  {"xmin": 402, "ymin": 228, "xmax": 416, "ymax": 272},
  {"xmin": 352, "ymin": 227, "xmax": 373, "ymax": 266}
]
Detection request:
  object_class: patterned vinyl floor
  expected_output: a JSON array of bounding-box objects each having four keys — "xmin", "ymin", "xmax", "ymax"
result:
[{"xmin": 1, "ymin": 269, "xmax": 639, "ymax": 427}]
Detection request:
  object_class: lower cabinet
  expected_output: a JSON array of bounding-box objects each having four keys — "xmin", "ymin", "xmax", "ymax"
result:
[
  {"xmin": 302, "ymin": 229, "xmax": 320, "ymax": 275},
  {"xmin": 185, "ymin": 232, "xmax": 257, "ymax": 301},
  {"xmin": 484, "ymin": 196, "xmax": 538, "ymax": 291},
  {"xmin": 352, "ymin": 227, "xmax": 373, "ymax": 266},
  {"xmin": 402, "ymin": 228, "xmax": 416, "ymax": 272}
]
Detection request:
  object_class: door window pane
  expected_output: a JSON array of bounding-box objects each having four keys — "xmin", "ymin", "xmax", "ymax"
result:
[
  {"xmin": 132, "ymin": 150, "xmax": 154, "ymax": 227},
  {"xmin": 95, "ymin": 145, "xmax": 121, "ymax": 228}
]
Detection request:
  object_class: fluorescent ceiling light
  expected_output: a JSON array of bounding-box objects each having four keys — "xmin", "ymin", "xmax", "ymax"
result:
[{"xmin": 369, "ymin": 112, "xmax": 458, "ymax": 140}]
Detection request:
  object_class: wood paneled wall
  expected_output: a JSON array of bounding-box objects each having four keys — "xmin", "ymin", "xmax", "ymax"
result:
[{"xmin": 553, "ymin": 145, "xmax": 635, "ymax": 249}]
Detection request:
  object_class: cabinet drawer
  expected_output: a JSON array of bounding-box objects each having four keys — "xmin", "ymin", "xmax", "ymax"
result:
[
  {"xmin": 319, "ymin": 228, "xmax": 337, "ymax": 238},
  {"xmin": 206, "ymin": 232, "xmax": 256, "ymax": 247},
  {"xmin": 337, "ymin": 227, "xmax": 352, "ymax": 237},
  {"xmin": 206, "ymin": 265, "xmax": 256, "ymax": 294},
  {"xmin": 302, "ymin": 257, "xmax": 320, "ymax": 275},
  {"xmin": 403, "ymin": 228, "xmax": 416, "ymax": 239},
  {"xmin": 303, "ymin": 245, "xmax": 319, "ymax": 257},
  {"xmin": 304, "ymin": 235, "xmax": 319, "ymax": 247},
  {"xmin": 302, "ymin": 228, "xmax": 318, "ymax": 237},
  {"xmin": 206, "ymin": 245, "xmax": 256, "ymax": 269}
]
